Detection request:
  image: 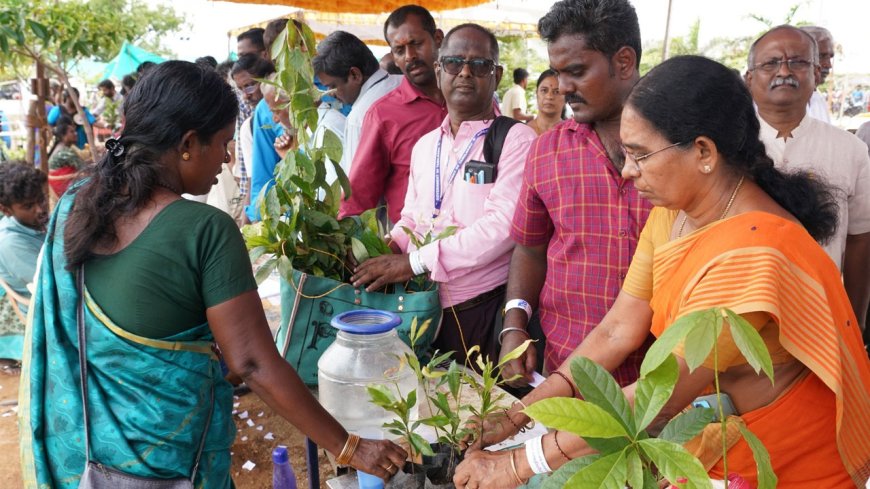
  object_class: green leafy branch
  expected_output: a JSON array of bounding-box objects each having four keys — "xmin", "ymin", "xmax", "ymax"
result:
[{"xmin": 525, "ymin": 307, "xmax": 777, "ymax": 489}]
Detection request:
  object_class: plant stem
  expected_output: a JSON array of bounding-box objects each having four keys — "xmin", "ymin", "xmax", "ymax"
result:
[{"xmin": 714, "ymin": 310, "xmax": 728, "ymax": 488}]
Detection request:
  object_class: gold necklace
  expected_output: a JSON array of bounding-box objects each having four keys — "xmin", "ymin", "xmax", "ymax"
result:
[{"xmin": 678, "ymin": 175, "xmax": 745, "ymax": 238}]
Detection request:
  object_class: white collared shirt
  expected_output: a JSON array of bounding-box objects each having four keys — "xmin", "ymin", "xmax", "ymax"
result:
[
  {"xmin": 341, "ymin": 69, "xmax": 402, "ymax": 173},
  {"xmin": 758, "ymin": 113, "xmax": 870, "ymax": 268}
]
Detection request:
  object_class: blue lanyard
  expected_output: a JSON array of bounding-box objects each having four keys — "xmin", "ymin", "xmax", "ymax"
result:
[{"xmin": 433, "ymin": 127, "xmax": 489, "ymax": 217}]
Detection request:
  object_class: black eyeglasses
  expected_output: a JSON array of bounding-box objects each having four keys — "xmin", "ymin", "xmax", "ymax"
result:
[
  {"xmin": 749, "ymin": 58, "xmax": 814, "ymax": 74},
  {"xmin": 439, "ymin": 56, "xmax": 497, "ymax": 77}
]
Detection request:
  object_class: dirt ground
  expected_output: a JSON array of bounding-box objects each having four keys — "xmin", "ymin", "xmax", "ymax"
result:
[{"xmin": 0, "ymin": 370, "xmax": 335, "ymax": 489}]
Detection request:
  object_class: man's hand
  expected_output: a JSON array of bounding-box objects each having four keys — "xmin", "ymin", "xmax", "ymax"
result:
[
  {"xmin": 273, "ymin": 133, "xmax": 295, "ymax": 159},
  {"xmin": 351, "ymin": 254, "xmax": 415, "ymax": 292},
  {"xmin": 499, "ymin": 329, "xmax": 536, "ymax": 387}
]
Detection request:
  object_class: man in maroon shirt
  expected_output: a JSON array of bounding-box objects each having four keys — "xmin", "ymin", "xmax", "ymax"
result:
[
  {"xmin": 338, "ymin": 5, "xmax": 448, "ymax": 225},
  {"xmin": 498, "ymin": 0, "xmax": 653, "ymax": 390}
]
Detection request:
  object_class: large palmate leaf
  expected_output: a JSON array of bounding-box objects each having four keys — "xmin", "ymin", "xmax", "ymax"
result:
[
  {"xmin": 638, "ymin": 438, "xmax": 713, "ymax": 489},
  {"xmin": 682, "ymin": 312, "xmax": 719, "ymax": 372},
  {"xmin": 525, "ymin": 398, "xmax": 630, "ymax": 439},
  {"xmin": 658, "ymin": 407, "xmax": 715, "ymax": 444},
  {"xmin": 569, "ymin": 357, "xmax": 635, "ymax": 434},
  {"xmin": 641, "ymin": 309, "xmax": 713, "ymax": 376},
  {"xmin": 563, "ymin": 450, "xmax": 628, "ymax": 489},
  {"xmin": 540, "ymin": 455, "xmax": 599, "ymax": 489},
  {"xmin": 737, "ymin": 423, "xmax": 777, "ymax": 489},
  {"xmin": 633, "ymin": 354, "xmax": 679, "ymax": 435},
  {"xmin": 724, "ymin": 309, "xmax": 774, "ymax": 383}
]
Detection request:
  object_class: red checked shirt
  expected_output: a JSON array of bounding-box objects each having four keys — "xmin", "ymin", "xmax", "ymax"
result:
[
  {"xmin": 339, "ymin": 77, "xmax": 448, "ymax": 224},
  {"xmin": 511, "ymin": 119, "xmax": 652, "ymax": 385}
]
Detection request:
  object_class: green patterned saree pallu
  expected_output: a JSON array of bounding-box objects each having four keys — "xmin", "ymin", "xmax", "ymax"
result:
[{"xmin": 276, "ymin": 268, "xmax": 441, "ymax": 385}]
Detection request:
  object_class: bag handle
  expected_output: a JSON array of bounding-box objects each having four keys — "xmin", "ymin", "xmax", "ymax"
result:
[{"xmin": 76, "ymin": 265, "xmax": 214, "ymax": 481}]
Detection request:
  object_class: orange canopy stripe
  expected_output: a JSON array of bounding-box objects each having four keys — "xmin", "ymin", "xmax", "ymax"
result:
[{"xmin": 220, "ymin": 0, "xmax": 492, "ymax": 14}]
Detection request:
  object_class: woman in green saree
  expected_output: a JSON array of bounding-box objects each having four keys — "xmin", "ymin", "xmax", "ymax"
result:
[{"xmin": 19, "ymin": 60, "xmax": 406, "ymax": 489}]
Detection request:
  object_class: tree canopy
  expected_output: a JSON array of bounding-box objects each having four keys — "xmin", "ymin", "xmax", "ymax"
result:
[{"xmin": 0, "ymin": 0, "xmax": 184, "ymax": 80}]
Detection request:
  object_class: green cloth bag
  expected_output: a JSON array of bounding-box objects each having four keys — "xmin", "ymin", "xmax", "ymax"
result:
[{"xmin": 276, "ymin": 268, "xmax": 442, "ymax": 385}]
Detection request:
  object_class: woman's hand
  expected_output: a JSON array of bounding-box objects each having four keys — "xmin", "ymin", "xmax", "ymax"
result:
[
  {"xmin": 350, "ymin": 254, "xmax": 414, "ymax": 292},
  {"xmin": 464, "ymin": 408, "xmax": 525, "ymax": 450},
  {"xmin": 348, "ymin": 438, "xmax": 408, "ymax": 481},
  {"xmin": 454, "ymin": 449, "xmax": 523, "ymax": 489}
]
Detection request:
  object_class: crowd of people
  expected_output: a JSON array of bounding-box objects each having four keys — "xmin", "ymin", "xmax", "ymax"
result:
[{"xmin": 2, "ymin": 0, "xmax": 870, "ymax": 487}]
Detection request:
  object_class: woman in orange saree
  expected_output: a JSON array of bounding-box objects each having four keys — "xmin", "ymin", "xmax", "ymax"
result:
[{"xmin": 455, "ymin": 55, "xmax": 870, "ymax": 488}]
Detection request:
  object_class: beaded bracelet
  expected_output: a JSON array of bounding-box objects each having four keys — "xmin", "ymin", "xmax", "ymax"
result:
[
  {"xmin": 553, "ymin": 431, "xmax": 570, "ymax": 461},
  {"xmin": 550, "ymin": 370, "xmax": 578, "ymax": 398},
  {"xmin": 510, "ymin": 400, "xmax": 536, "ymax": 432},
  {"xmin": 336, "ymin": 433, "xmax": 361, "ymax": 466}
]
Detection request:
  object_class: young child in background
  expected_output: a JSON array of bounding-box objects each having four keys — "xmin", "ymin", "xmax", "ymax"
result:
[{"xmin": 0, "ymin": 161, "xmax": 48, "ymax": 372}]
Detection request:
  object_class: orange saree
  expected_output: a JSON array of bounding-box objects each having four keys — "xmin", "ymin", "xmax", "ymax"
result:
[{"xmin": 642, "ymin": 210, "xmax": 870, "ymax": 487}]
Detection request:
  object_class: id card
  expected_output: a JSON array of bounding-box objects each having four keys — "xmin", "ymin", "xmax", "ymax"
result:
[{"xmin": 464, "ymin": 160, "xmax": 497, "ymax": 184}]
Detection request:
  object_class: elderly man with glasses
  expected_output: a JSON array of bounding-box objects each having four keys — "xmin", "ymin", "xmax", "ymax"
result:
[
  {"xmin": 351, "ymin": 23, "xmax": 536, "ymax": 364},
  {"xmin": 746, "ymin": 25, "xmax": 870, "ymax": 332}
]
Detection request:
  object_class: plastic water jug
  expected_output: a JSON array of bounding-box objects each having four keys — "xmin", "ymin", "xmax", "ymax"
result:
[{"xmin": 317, "ymin": 310, "xmax": 419, "ymax": 434}]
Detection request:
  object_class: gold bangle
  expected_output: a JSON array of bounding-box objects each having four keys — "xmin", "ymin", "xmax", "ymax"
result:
[
  {"xmin": 509, "ymin": 448, "xmax": 526, "ymax": 486},
  {"xmin": 336, "ymin": 433, "xmax": 360, "ymax": 466}
]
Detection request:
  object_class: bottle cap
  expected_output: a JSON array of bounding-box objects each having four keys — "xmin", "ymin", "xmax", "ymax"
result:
[{"xmin": 272, "ymin": 445, "xmax": 289, "ymax": 464}]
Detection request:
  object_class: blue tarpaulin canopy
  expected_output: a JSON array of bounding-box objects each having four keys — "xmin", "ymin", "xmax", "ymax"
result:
[{"xmin": 102, "ymin": 41, "xmax": 165, "ymax": 80}]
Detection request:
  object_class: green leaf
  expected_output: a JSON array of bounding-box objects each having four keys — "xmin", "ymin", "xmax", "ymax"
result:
[
  {"xmin": 658, "ymin": 407, "xmax": 715, "ymax": 444},
  {"xmin": 634, "ymin": 354, "xmax": 678, "ymax": 434},
  {"xmin": 524, "ymin": 398, "xmax": 630, "ymax": 439},
  {"xmin": 638, "ymin": 438, "xmax": 712, "ymax": 489},
  {"xmin": 724, "ymin": 309, "xmax": 774, "ymax": 383},
  {"xmin": 350, "ymin": 237, "xmax": 369, "ymax": 263},
  {"xmin": 682, "ymin": 310, "xmax": 719, "ymax": 372},
  {"xmin": 409, "ymin": 433, "xmax": 434, "ymax": 456},
  {"xmin": 539, "ymin": 455, "xmax": 599, "ymax": 489},
  {"xmin": 435, "ymin": 225, "xmax": 458, "ymax": 240},
  {"xmin": 737, "ymin": 423, "xmax": 778, "ymax": 489},
  {"xmin": 497, "ymin": 339, "xmax": 532, "ymax": 368},
  {"xmin": 277, "ymin": 255, "xmax": 293, "ymax": 282},
  {"xmin": 331, "ymin": 157, "xmax": 352, "ymax": 200},
  {"xmin": 254, "ymin": 256, "xmax": 278, "ymax": 284},
  {"xmin": 584, "ymin": 436, "xmax": 631, "ymax": 454},
  {"xmin": 270, "ymin": 23, "xmax": 288, "ymax": 60},
  {"xmin": 322, "ymin": 127, "xmax": 343, "ymax": 164},
  {"xmin": 625, "ymin": 448, "xmax": 644, "ymax": 489},
  {"xmin": 248, "ymin": 245, "xmax": 271, "ymax": 263},
  {"xmin": 569, "ymin": 356, "xmax": 635, "ymax": 435},
  {"xmin": 641, "ymin": 309, "xmax": 712, "ymax": 376},
  {"xmin": 26, "ymin": 20, "xmax": 49, "ymax": 41},
  {"xmin": 563, "ymin": 450, "xmax": 628, "ymax": 489},
  {"xmin": 366, "ymin": 384, "xmax": 395, "ymax": 407}
]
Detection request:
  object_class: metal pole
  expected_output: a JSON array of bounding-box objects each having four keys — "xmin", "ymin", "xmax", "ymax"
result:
[{"xmin": 662, "ymin": 0, "xmax": 675, "ymax": 62}]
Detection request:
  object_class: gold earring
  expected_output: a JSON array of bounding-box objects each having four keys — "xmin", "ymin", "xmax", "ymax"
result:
[
  {"xmin": 182, "ymin": 152, "xmax": 190, "ymax": 161},
  {"xmin": 703, "ymin": 165, "xmax": 712, "ymax": 174}
]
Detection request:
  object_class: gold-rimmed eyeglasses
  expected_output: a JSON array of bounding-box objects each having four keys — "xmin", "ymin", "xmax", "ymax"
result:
[{"xmin": 621, "ymin": 141, "xmax": 688, "ymax": 169}]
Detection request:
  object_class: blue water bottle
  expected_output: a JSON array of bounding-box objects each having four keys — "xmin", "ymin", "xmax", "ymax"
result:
[{"xmin": 272, "ymin": 445, "xmax": 298, "ymax": 489}]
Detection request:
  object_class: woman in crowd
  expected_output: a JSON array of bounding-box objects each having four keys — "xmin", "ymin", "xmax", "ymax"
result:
[
  {"xmin": 46, "ymin": 87, "xmax": 95, "ymax": 149},
  {"xmin": 47, "ymin": 116, "xmax": 86, "ymax": 196},
  {"xmin": 20, "ymin": 61, "xmax": 406, "ymax": 488},
  {"xmin": 525, "ymin": 69, "xmax": 566, "ymax": 136},
  {"xmin": 454, "ymin": 56, "xmax": 870, "ymax": 488}
]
